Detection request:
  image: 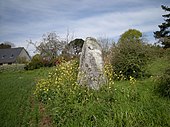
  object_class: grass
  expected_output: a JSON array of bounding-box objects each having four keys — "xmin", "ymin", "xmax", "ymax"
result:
[
  {"xmin": 0, "ymin": 56, "xmax": 170, "ymax": 127},
  {"xmin": 35, "ymin": 57, "xmax": 170, "ymax": 127},
  {"xmin": 147, "ymin": 56, "xmax": 170, "ymax": 76},
  {"xmin": 0, "ymin": 64, "xmax": 25, "ymax": 72},
  {"xmin": 0, "ymin": 67, "xmax": 53, "ymax": 127},
  {"xmin": 111, "ymin": 79, "xmax": 170, "ymax": 127}
]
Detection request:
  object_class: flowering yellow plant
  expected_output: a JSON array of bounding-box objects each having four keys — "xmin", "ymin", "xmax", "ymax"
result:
[{"xmin": 34, "ymin": 60, "xmax": 79, "ymax": 102}]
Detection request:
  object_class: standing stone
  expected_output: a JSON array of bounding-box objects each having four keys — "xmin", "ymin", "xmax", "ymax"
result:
[{"xmin": 77, "ymin": 37, "xmax": 106, "ymax": 90}]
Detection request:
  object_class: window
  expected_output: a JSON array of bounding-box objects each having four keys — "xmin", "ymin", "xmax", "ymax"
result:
[
  {"xmin": 2, "ymin": 55, "xmax": 5, "ymax": 59},
  {"xmin": 10, "ymin": 54, "xmax": 14, "ymax": 58}
]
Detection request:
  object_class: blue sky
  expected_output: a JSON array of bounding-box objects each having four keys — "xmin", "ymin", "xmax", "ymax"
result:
[{"xmin": 0, "ymin": 0, "xmax": 170, "ymax": 55}]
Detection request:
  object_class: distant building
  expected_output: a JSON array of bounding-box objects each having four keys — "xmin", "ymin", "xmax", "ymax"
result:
[{"xmin": 0, "ymin": 47, "xmax": 31, "ymax": 65}]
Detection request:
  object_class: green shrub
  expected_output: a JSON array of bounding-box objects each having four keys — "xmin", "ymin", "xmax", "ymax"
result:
[
  {"xmin": 25, "ymin": 54, "xmax": 58, "ymax": 70},
  {"xmin": 25, "ymin": 54, "xmax": 43, "ymax": 70},
  {"xmin": 146, "ymin": 45, "xmax": 170, "ymax": 60},
  {"xmin": 155, "ymin": 68, "xmax": 170, "ymax": 98},
  {"xmin": 25, "ymin": 53, "xmax": 78, "ymax": 70},
  {"xmin": 111, "ymin": 41, "xmax": 150, "ymax": 79},
  {"xmin": 111, "ymin": 29, "xmax": 150, "ymax": 79}
]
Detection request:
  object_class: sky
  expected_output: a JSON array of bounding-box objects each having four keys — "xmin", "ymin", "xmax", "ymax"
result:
[{"xmin": 0, "ymin": 0, "xmax": 170, "ymax": 55}]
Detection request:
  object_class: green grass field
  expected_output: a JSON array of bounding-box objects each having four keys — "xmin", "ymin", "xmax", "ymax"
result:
[
  {"xmin": 0, "ymin": 68, "xmax": 52, "ymax": 127},
  {"xmin": 0, "ymin": 57, "xmax": 169, "ymax": 127}
]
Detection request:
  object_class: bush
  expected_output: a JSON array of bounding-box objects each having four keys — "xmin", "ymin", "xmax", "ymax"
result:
[
  {"xmin": 110, "ymin": 29, "xmax": 151, "ymax": 80},
  {"xmin": 164, "ymin": 48, "xmax": 170, "ymax": 60},
  {"xmin": 25, "ymin": 53, "xmax": 79, "ymax": 70},
  {"xmin": 146, "ymin": 45, "xmax": 170, "ymax": 60},
  {"xmin": 155, "ymin": 68, "xmax": 170, "ymax": 98},
  {"xmin": 25, "ymin": 54, "xmax": 60, "ymax": 70},
  {"xmin": 111, "ymin": 41, "xmax": 150, "ymax": 79},
  {"xmin": 25, "ymin": 54, "xmax": 43, "ymax": 70}
]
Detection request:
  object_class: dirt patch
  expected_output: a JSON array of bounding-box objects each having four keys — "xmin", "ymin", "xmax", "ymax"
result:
[
  {"xmin": 38, "ymin": 102, "xmax": 52, "ymax": 127},
  {"xmin": 28, "ymin": 96, "xmax": 53, "ymax": 127}
]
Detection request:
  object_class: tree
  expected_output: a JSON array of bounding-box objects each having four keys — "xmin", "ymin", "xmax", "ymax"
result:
[
  {"xmin": 111, "ymin": 29, "xmax": 149, "ymax": 79},
  {"xmin": 4, "ymin": 41, "xmax": 15, "ymax": 48},
  {"xmin": 62, "ymin": 38, "xmax": 84, "ymax": 57},
  {"xmin": 29, "ymin": 32, "xmax": 66, "ymax": 61},
  {"xmin": 154, "ymin": 5, "xmax": 170, "ymax": 48},
  {"xmin": 118, "ymin": 29, "xmax": 142, "ymax": 44},
  {"xmin": 0, "ymin": 43, "xmax": 11, "ymax": 49},
  {"xmin": 68, "ymin": 38, "xmax": 84, "ymax": 55},
  {"xmin": 0, "ymin": 41, "xmax": 15, "ymax": 49}
]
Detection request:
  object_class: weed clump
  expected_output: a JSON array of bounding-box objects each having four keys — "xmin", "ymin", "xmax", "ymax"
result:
[{"xmin": 34, "ymin": 60, "xmax": 79, "ymax": 103}]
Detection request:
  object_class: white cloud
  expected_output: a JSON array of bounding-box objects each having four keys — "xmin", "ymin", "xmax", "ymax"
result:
[
  {"xmin": 0, "ymin": 0, "xmax": 169, "ymax": 55},
  {"xmin": 69, "ymin": 7, "xmax": 164, "ymax": 39}
]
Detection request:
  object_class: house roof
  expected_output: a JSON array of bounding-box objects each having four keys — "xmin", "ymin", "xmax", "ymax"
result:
[{"xmin": 0, "ymin": 47, "xmax": 30, "ymax": 64}]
